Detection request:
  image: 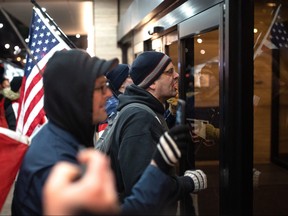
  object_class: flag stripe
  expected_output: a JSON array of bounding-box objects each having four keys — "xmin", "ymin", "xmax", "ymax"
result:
[{"xmin": 23, "ymin": 83, "xmax": 43, "ymax": 125}]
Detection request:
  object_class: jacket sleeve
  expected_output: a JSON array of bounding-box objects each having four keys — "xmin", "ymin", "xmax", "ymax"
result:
[{"xmin": 120, "ymin": 165, "xmax": 179, "ymax": 215}]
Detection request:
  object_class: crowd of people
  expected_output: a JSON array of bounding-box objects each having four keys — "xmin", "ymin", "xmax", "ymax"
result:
[{"xmin": 3, "ymin": 49, "xmax": 209, "ymax": 215}]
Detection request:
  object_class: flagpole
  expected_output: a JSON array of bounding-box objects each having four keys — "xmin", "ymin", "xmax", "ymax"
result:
[
  {"xmin": 0, "ymin": 7, "xmax": 41, "ymax": 72},
  {"xmin": 31, "ymin": 0, "xmax": 77, "ymax": 48}
]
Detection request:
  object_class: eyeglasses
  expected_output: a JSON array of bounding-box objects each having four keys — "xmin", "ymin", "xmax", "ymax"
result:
[
  {"xmin": 94, "ymin": 81, "xmax": 110, "ymax": 94},
  {"xmin": 163, "ymin": 68, "xmax": 177, "ymax": 76}
]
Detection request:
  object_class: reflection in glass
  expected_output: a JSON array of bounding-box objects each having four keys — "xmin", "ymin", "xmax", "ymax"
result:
[
  {"xmin": 184, "ymin": 29, "xmax": 220, "ymax": 215},
  {"xmin": 253, "ymin": 1, "xmax": 288, "ymax": 215}
]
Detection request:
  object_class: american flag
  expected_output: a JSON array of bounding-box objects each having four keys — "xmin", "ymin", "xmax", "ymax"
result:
[
  {"xmin": 270, "ymin": 18, "xmax": 288, "ymax": 49},
  {"xmin": 16, "ymin": 7, "xmax": 70, "ymax": 136},
  {"xmin": 254, "ymin": 4, "xmax": 288, "ymax": 59}
]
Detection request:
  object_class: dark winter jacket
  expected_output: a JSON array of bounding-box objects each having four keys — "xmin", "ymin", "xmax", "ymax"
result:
[{"xmin": 109, "ymin": 84, "xmax": 185, "ymax": 214}]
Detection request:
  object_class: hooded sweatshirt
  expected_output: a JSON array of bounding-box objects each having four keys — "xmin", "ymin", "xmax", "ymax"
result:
[{"xmin": 12, "ymin": 49, "xmax": 118, "ymax": 216}]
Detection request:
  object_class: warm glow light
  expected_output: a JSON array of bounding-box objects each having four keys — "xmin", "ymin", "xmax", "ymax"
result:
[
  {"xmin": 76, "ymin": 34, "xmax": 81, "ymax": 38},
  {"xmin": 197, "ymin": 38, "xmax": 203, "ymax": 43},
  {"xmin": 0, "ymin": 23, "xmax": 3, "ymax": 28},
  {"xmin": 267, "ymin": 3, "xmax": 276, "ymax": 7},
  {"xmin": 25, "ymin": 38, "xmax": 29, "ymax": 43},
  {"xmin": 254, "ymin": 28, "xmax": 258, "ymax": 33},
  {"xmin": 5, "ymin": 44, "xmax": 10, "ymax": 49},
  {"xmin": 16, "ymin": 57, "xmax": 21, "ymax": 62},
  {"xmin": 22, "ymin": 59, "xmax": 27, "ymax": 64},
  {"xmin": 200, "ymin": 49, "xmax": 205, "ymax": 55}
]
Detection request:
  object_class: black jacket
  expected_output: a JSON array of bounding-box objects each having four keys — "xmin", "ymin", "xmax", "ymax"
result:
[{"xmin": 109, "ymin": 84, "xmax": 184, "ymax": 214}]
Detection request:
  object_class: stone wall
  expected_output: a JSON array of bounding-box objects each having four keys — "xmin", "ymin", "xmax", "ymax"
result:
[{"xmin": 93, "ymin": 0, "xmax": 122, "ymax": 62}]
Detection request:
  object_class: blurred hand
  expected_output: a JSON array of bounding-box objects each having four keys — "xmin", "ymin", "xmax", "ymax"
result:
[
  {"xmin": 206, "ymin": 123, "xmax": 220, "ymax": 141},
  {"xmin": 167, "ymin": 94, "xmax": 178, "ymax": 116},
  {"xmin": 43, "ymin": 148, "xmax": 120, "ymax": 215}
]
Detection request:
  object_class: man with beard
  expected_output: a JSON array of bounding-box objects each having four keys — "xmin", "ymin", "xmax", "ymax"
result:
[{"xmin": 108, "ymin": 51, "xmax": 207, "ymax": 215}]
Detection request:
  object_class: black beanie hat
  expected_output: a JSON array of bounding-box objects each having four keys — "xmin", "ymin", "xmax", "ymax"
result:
[
  {"xmin": 106, "ymin": 64, "xmax": 129, "ymax": 94},
  {"xmin": 130, "ymin": 51, "xmax": 171, "ymax": 89}
]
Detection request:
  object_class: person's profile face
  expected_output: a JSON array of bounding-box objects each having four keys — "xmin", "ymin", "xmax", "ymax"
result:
[
  {"xmin": 0, "ymin": 79, "xmax": 10, "ymax": 90},
  {"xmin": 155, "ymin": 62, "xmax": 179, "ymax": 99},
  {"xmin": 92, "ymin": 76, "xmax": 112, "ymax": 124}
]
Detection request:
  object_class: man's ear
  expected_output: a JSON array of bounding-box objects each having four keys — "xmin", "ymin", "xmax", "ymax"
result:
[{"xmin": 149, "ymin": 82, "xmax": 157, "ymax": 90}]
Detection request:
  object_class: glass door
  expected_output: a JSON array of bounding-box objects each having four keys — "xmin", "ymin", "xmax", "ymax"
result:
[
  {"xmin": 178, "ymin": 4, "xmax": 222, "ymax": 216},
  {"xmin": 181, "ymin": 28, "xmax": 220, "ymax": 216},
  {"xmin": 253, "ymin": 1, "xmax": 288, "ymax": 215}
]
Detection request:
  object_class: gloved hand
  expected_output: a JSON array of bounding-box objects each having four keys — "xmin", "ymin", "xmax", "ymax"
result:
[
  {"xmin": 153, "ymin": 125, "xmax": 191, "ymax": 174},
  {"xmin": 167, "ymin": 93, "xmax": 178, "ymax": 116},
  {"xmin": 184, "ymin": 170, "xmax": 207, "ymax": 192},
  {"xmin": 206, "ymin": 123, "xmax": 220, "ymax": 141}
]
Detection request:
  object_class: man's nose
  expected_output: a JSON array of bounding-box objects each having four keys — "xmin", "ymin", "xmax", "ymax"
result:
[
  {"xmin": 174, "ymin": 71, "xmax": 179, "ymax": 79},
  {"xmin": 105, "ymin": 88, "xmax": 113, "ymax": 98}
]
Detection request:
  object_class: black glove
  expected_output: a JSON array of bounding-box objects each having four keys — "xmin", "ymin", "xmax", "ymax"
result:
[{"xmin": 153, "ymin": 125, "xmax": 191, "ymax": 174}]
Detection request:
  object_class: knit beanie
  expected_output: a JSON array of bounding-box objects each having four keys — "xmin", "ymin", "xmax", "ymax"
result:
[
  {"xmin": 130, "ymin": 51, "xmax": 171, "ymax": 89},
  {"xmin": 106, "ymin": 64, "xmax": 129, "ymax": 94}
]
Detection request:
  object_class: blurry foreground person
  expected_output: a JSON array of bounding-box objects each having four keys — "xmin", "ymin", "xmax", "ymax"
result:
[{"xmin": 43, "ymin": 149, "xmax": 120, "ymax": 215}]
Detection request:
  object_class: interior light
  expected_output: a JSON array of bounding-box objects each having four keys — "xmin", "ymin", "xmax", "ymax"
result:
[
  {"xmin": 197, "ymin": 38, "xmax": 203, "ymax": 43},
  {"xmin": 254, "ymin": 28, "xmax": 258, "ymax": 33},
  {"xmin": 5, "ymin": 44, "xmax": 10, "ymax": 49},
  {"xmin": 76, "ymin": 34, "xmax": 81, "ymax": 38},
  {"xmin": 16, "ymin": 57, "xmax": 21, "ymax": 62},
  {"xmin": 200, "ymin": 49, "xmax": 205, "ymax": 55},
  {"xmin": 0, "ymin": 23, "xmax": 3, "ymax": 29},
  {"xmin": 267, "ymin": 3, "xmax": 277, "ymax": 7}
]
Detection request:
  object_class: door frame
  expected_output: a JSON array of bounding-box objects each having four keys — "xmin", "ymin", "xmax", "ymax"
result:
[{"xmin": 178, "ymin": 2, "xmax": 254, "ymax": 215}]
